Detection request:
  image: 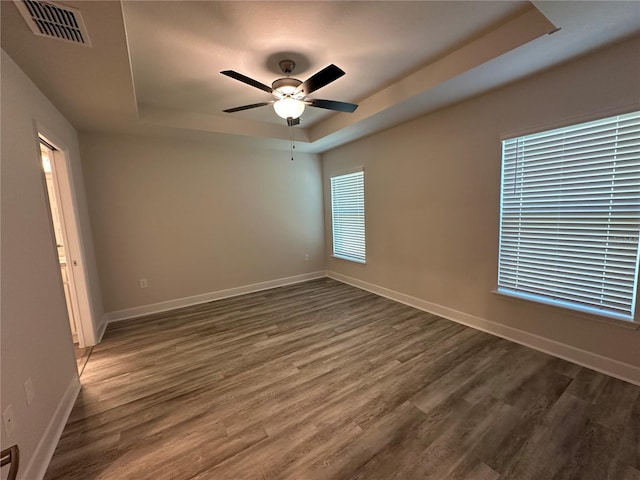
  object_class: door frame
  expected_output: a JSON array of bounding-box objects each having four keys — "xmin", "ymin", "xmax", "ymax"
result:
[{"xmin": 37, "ymin": 128, "xmax": 97, "ymax": 347}]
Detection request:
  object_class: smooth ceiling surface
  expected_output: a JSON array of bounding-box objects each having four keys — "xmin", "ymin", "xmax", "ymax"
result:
[{"xmin": 2, "ymin": 1, "xmax": 639, "ymax": 152}]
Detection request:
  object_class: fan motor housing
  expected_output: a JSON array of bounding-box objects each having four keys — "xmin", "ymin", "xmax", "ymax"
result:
[{"xmin": 272, "ymin": 77, "xmax": 302, "ymax": 97}]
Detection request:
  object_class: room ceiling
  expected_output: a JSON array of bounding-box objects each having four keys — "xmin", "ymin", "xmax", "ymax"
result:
[{"xmin": 2, "ymin": 1, "xmax": 639, "ymax": 153}]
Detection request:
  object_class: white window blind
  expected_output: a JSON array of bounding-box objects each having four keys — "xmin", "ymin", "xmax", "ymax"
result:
[
  {"xmin": 331, "ymin": 170, "xmax": 366, "ymax": 263},
  {"xmin": 498, "ymin": 110, "xmax": 640, "ymax": 322}
]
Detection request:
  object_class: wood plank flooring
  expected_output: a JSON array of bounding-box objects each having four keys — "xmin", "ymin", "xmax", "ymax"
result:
[
  {"xmin": 74, "ymin": 344, "xmax": 93, "ymax": 376},
  {"xmin": 45, "ymin": 278, "xmax": 640, "ymax": 480}
]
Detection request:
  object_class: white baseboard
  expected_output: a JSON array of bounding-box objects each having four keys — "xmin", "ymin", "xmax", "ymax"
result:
[
  {"xmin": 23, "ymin": 374, "xmax": 81, "ymax": 480},
  {"xmin": 328, "ymin": 271, "xmax": 640, "ymax": 386},
  {"xmin": 104, "ymin": 271, "xmax": 328, "ymax": 324}
]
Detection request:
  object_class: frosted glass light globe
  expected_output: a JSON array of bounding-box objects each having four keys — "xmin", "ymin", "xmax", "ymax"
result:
[{"xmin": 274, "ymin": 98, "xmax": 305, "ymax": 119}]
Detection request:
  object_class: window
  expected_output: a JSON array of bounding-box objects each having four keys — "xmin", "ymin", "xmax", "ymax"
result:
[
  {"xmin": 331, "ymin": 170, "xmax": 366, "ymax": 263},
  {"xmin": 497, "ymin": 111, "xmax": 640, "ymax": 322}
]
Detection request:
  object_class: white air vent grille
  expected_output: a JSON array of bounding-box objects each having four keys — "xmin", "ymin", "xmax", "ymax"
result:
[{"xmin": 13, "ymin": 0, "xmax": 91, "ymax": 46}]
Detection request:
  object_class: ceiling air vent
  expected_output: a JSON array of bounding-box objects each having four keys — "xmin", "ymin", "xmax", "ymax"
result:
[{"xmin": 13, "ymin": 0, "xmax": 91, "ymax": 46}]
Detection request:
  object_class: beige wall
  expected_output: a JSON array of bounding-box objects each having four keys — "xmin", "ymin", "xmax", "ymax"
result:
[
  {"xmin": 80, "ymin": 132, "xmax": 325, "ymax": 313},
  {"xmin": 1, "ymin": 50, "xmax": 103, "ymax": 477},
  {"xmin": 323, "ymin": 37, "xmax": 640, "ymax": 370}
]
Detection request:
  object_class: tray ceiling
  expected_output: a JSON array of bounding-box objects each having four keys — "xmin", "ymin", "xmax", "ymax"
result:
[{"xmin": 2, "ymin": 1, "xmax": 639, "ymax": 152}]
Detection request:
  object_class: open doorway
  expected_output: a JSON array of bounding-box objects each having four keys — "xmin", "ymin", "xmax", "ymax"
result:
[{"xmin": 39, "ymin": 137, "xmax": 93, "ymax": 374}]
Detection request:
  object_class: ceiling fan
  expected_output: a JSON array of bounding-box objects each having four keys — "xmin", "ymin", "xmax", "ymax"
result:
[{"xmin": 221, "ymin": 59, "xmax": 358, "ymax": 126}]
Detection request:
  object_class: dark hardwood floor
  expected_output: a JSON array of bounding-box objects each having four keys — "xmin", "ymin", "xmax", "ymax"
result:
[{"xmin": 45, "ymin": 278, "xmax": 640, "ymax": 480}]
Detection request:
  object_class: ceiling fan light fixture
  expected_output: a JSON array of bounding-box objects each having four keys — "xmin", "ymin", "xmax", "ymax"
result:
[
  {"xmin": 274, "ymin": 98, "xmax": 305, "ymax": 120},
  {"xmin": 222, "ymin": 62, "xmax": 357, "ymax": 122}
]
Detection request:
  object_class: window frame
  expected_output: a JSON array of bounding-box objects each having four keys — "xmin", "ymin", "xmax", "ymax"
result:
[
  {"xmin": 496, "ymin": 110, "xmax": 640, "ymax": 324},
  {"xmin": 330, "ymin": 168, "xmax": 366, "ymax": 264}
]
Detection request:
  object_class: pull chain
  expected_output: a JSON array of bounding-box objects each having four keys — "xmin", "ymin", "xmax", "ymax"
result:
[{"xmin": 289, "ymin": 123, "xmax": 295, "ymax": 161}]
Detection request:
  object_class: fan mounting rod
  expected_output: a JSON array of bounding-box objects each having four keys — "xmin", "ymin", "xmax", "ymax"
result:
[{"xmin": 279, "ymin": 59, "xmax": 296, "ymax": 75}]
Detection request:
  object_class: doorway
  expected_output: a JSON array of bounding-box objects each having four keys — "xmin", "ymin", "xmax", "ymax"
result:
[{"xmin": 39, "ymin": 137, "xmax": 94, "ymax": 374}]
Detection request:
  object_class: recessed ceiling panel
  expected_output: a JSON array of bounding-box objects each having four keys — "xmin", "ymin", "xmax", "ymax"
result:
[{"xmin": 122, "ymin": 1, "xmax": 528, "ymax": 126}]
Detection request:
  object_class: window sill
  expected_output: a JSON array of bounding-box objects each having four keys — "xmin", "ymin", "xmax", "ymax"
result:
[
  {"xmin": 331, "ymin": 254, "xmax": 366, "ymax": 265},
  {"xmin": 492, "ymin": 289, "xmax": 640, "ymax": 330}
]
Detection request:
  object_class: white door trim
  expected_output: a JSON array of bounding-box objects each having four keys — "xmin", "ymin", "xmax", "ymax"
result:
[{"xmin": 38, "ymin": 129, "xmax": 97, "ymax": 346}]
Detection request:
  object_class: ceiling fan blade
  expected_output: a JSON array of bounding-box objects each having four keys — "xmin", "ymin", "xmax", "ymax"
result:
[
  {"xmin": 296, "ymin": 64, "xmax": 345, "ymax": 95},
  {"xmin": 223, "ymin": 101, "xmax": 273, "ymax": 113},
  {"xmin": 220, "ymin": 70, "xmax": 273, "ymax": 94},
  {"xmin": 306, "ymin": 99, "xmax": 358, "ymax": 113}
]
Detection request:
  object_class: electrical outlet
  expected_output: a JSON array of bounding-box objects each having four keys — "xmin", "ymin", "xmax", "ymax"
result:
[
  {"xmin": 139, "ymin": 278, "xmax": 148, "ymax": 288},
  {"xmin": 24, "ymin": 377, "xmax": 35, "ymax": 405},
  {"xmin": 3, "ymin": 405, "xmax": 15, "ymax": 437},
  {"xmin": 304, "ymin": 253, "xmax": 310, "ymax": 261}
]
